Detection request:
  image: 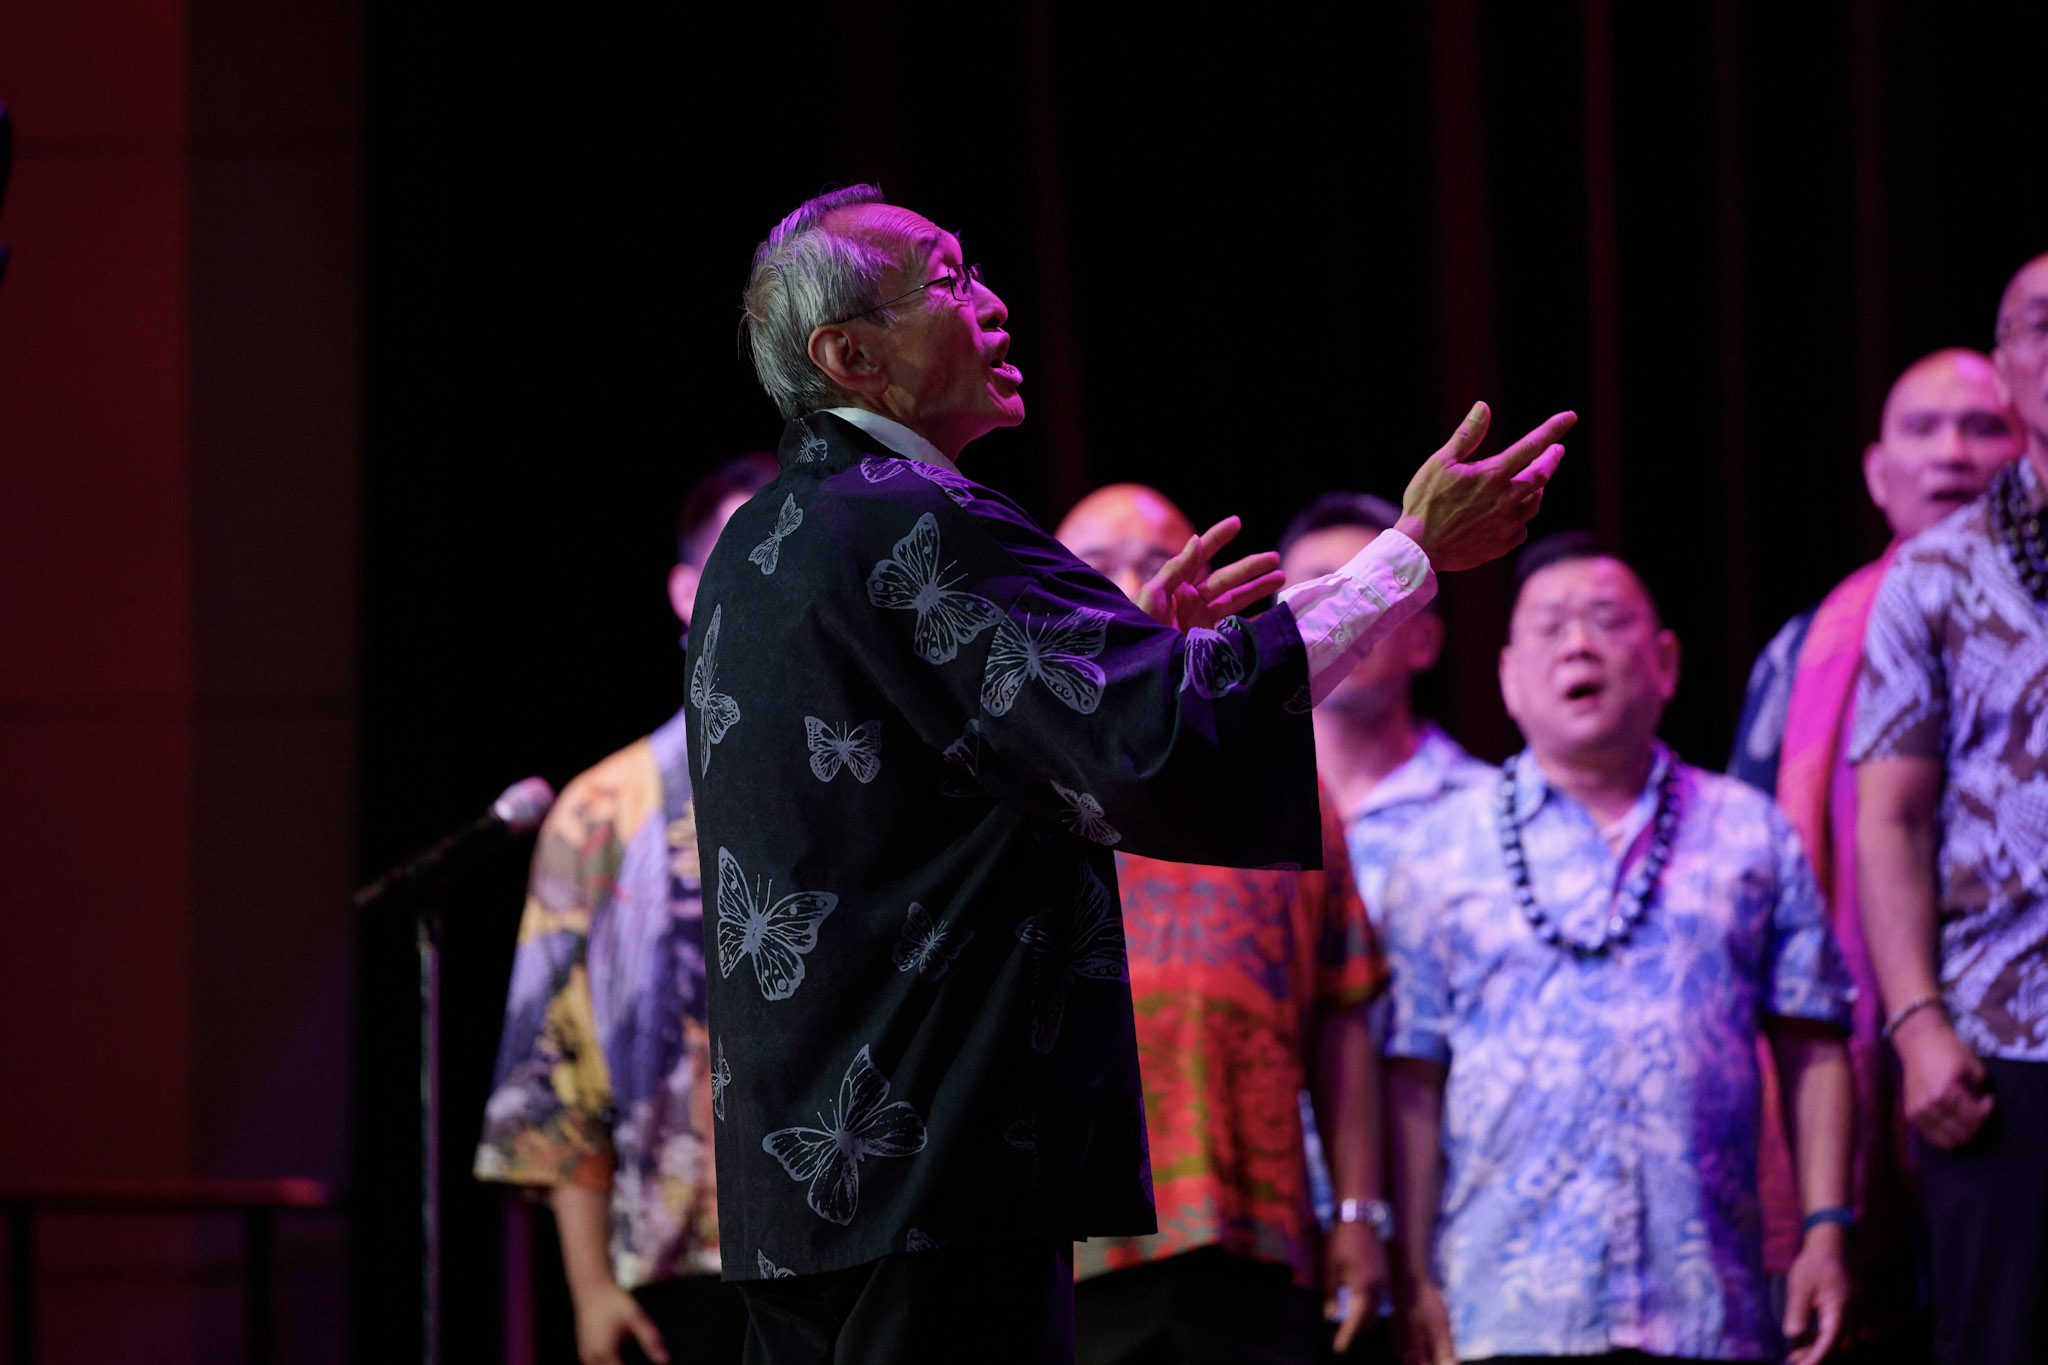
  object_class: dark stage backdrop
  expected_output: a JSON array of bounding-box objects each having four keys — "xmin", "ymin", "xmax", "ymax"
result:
[{"xmin": 357, "ymin": 2, "xmax": 2048, "ymax": 1357}]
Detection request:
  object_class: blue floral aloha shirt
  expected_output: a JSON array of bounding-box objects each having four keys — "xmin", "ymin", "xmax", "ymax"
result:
[
  {"xmin": 1382, "ymin": 744, "xmax": 1854, "ymax": 1361},
  {"xmin": 1343, "ymin": 722, "xmax": 1495, "ymax": 936}
]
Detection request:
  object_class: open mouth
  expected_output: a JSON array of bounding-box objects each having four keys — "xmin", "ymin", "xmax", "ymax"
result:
[{"xmin": 1563, "ymin": 680, "xmax": 1604, "ymax": 703}]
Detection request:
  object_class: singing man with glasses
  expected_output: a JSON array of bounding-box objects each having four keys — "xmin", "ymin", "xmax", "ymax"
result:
[{"xmin": 683, "ymin": 183, "xmax": 1574, "ymax": 1363}]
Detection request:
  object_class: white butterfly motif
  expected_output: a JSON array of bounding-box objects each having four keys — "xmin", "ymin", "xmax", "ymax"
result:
[
  {"xmin": 761, "ymin": 1044, "xmax": 927, "ymax": 1226},
  {"xmin": 1051, "ymin": 781, "xmax": 1121, "ymax": 846},
  {"xmin": 793, "ymin": 420, "xmax": 829, "ymax": 463},
  {"xmin": 891, "ymin": 901, "xmax": 974, "ymax": 982},
  {"xmin": 859, "ymin": 454, "xmax": 977, "ymax": 507},
  {"xmin": 748, "ymin": 494, "xmax": 803, "ymax": 576},
  {"xmin": 982, "ymin": 608, "xmax": 1111, "ymax": 715},
  {"xmin": 904, "ymin": 1228, "xmax": 939, "ymax": 1253},
  {"xmin": 866, "ymin": 512, "xmax": 1004, "ymax": 664},
  {"xmin": 711, "ymin": 1038, "xmax": 731, "ymax": 1121},
  {"xmin": 805, "ymin": 716, "xmax": 882, "ymax": 784},
  {"xmin": 756, "ymin": 1251, "xmax": 796, "ymax": 1278},
  {"xmin": 715, "ymin": 847, "xmax": 839, "ymax": 1002},
  {"xmin": 1180, "ymin": 622, "xmax": 1249, "ymax": 699},
  {"xmin": 1015, "ymin": 864, "xmax": 1129, "ymax": 1053},
  {"xmin": 689, "ymin": 604, "xmax": 741, "ymax": 775},
  {"xmin": 938, "ymin": 719, "xmax": 984, "ymax": 797}
]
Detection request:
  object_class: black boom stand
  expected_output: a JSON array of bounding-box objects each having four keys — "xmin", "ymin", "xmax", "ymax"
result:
[{"xmin": 355, "ymin": 778, "xmax": 553, "ymax": 1365}]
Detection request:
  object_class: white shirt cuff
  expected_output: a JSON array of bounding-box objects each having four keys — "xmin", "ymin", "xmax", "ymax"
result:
[{"xmin": 1274, "ymin": 528, "xmax": 1437, "ymax": 706}]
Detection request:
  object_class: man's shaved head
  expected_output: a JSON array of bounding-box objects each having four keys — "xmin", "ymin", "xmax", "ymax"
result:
[
  {"xmin": 1055, "ymin": 484, "xmax": 1197, "ymax": 602},
  {"xmin": 1865, "ymin": 347, "xmax": 2019, "ymax": 540},
  {"xmin": 1996, "ymin": 252, "xmax": 2048, "ymax": 336},
  {"xmin": 1994, "ymin": 252, "xmax": 2048, "ymax": 466}
]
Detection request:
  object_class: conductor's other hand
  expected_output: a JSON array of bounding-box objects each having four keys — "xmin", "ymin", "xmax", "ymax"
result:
[{"xmin": 1394, "ymin": 403, "xmax": 1576, "ymax": 573}]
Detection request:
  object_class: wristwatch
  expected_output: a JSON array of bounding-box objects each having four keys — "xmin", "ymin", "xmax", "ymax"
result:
[{"xmin": 1335, "ymin": 1197, "xmax": 1395, "ymax": 1242}]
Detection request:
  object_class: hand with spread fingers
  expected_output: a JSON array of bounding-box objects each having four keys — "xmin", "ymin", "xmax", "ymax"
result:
[
  {"xmin": 1135, "ymin": 514, "xmax": 1287, "ymax": 632},
  {"xmin": 1394, "ymin": 402, "xmax": 1576, "ymax": 572}
]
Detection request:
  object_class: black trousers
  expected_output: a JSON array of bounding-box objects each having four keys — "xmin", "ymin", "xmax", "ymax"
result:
[
  {"xmin": 1074, "ymin": 1245, "xmax": 1322, "ymax": 1365},
  {"xmin": 737, "ymin": 1239, "xmax": 1074, "ymax": 1365},
  {"xmin": 626, "ymin": 1274, "xmax": 752, "ymax": 1365},
  {"xmin": 1916, "ymin": 1054, "xmax": 2048, "ymax": 1365}
]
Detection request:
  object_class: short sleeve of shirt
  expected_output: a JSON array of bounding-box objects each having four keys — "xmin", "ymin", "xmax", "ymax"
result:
[
  {"xmin": 1381, "ymin": 819, "xmax": 1455, "ymax": 1064},
  {"xmin": 1761, "ymin": 802, "xmax": 1856, "ymax": 1029},
  {"xmin": 1850, "ymin": 550, "xmax": 1949, "ymax": 764},
  {"xmin": 1312, "ymin": 786, "xmax": 1386, "ymax": 1010},
  {"xmin": 473, "ymin": 779, "xmax": 626, "ymax": 1190}
]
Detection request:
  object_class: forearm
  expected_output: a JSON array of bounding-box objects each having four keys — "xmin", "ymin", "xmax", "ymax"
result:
[
  {"xmin": 1386, "ymin": 1056, "xmax": 1447, "ymax": 1277},
  {"xmin": 1855, "ymin": 758, "xmax": 1945, "ymax": 1019},
  {"xmin": 551, "ymin": 1182, "xmax": 617, "ymax": 1296},
  {"xmin": 1312, "ymin": 1004, "xmax": 1381, "ymax": 1204},
  {"xmin": 1770, "ymin": 1022, "xmax": 1854, "ymax": 1216}
]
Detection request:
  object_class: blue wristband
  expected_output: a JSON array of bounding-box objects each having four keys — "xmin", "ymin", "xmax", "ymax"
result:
[{"xmin": 1801, "ymin": 1206, "xmax": 1854, "ymax": 1234}]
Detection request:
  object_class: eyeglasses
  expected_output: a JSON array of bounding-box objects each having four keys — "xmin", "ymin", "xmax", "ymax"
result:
[
  {"xmin": 829, "ymin": 263, "xmax": 983, "ymax": 326},
  {"xmin": 1999, "ymin": 313, "xmax": 2048, "ymax": 355}
]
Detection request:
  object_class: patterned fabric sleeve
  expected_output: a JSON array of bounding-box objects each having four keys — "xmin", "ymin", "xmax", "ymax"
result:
[
  {"xmin": 1727, "ymin": 608, "xmax": 1814, "ymax": 793},
  {"xmin": 1760, "ymin": 802, "xmax": 1857, "ymax": 1030},
  {"xmin": 1381, "ymin": 820, "xmax": 1454, "ymax": 1064},
  {"xmin": 833, "ymin": 471, "xmax": 1328, "ymax": 869},
  {"xmin": 1313, "ymin": 787, "xmax": 1386, "ymax": 1011},
  {"xmin": 473, "ymin": 788, "xmax": 623, "ymax": 1190},
  {"xmin": 1849, "ymin": 551, "xmax": 1949, "ymax": 764}
]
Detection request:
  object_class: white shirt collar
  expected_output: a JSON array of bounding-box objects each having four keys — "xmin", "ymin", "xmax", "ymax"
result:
[{"xmin": 819, "ymin": 407, "xmax": 961, "ymax": 475}]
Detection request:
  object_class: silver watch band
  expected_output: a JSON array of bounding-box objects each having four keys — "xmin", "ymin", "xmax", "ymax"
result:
[{"xmin": 1335, "ymin": 1197, "xmax": 1395, "ymax": 1241}]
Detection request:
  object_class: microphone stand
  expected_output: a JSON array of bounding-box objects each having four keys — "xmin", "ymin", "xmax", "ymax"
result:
[
  {"xmin": 357, "ymin": 780, "xmax": 551, "ymax": 1365},
  {"xmin": 417, "ymin": 902, "xmax": 443, "ymax": 1365}
]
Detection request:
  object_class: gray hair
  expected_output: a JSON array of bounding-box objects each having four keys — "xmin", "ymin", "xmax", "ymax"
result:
[{"xmin": 740, "ymin": 184, "xmax": 912, "ymax": 421}]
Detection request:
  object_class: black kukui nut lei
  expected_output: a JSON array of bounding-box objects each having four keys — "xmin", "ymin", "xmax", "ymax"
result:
[
  {"xmin": 1988, "ymin": 462, "xmax": 2048, "ymax": 604},
  {"xmin": 1496, "ymin": 755, "xmax": 1680, "ymax": 956}
]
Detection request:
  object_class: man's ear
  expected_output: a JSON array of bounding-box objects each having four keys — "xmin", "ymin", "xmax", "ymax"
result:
[
  {"xmin": 1654, "ymin": 628, "xmax": 1682, "ymax": 702},
  {"xmin": 808, "ymin": 324, "xmax": 888, "ymax": 399},
  {"xmin": 668, "ymin": 562, "xmax": 701, "ymax": 627},
  {"xmin": 1862, "ymin": 441, "xmax": 1890, "ymax": 517},
  {"xmin": 1406, "ymin": 612, "xmax": 1447, "ymax": 672}
]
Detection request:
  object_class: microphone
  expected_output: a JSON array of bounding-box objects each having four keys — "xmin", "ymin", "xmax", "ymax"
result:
[{"xmin": 353, "ymin": 776, "xmax": 556, "ymax": 908}]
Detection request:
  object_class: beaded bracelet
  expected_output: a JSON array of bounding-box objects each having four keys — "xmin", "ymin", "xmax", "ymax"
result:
[
  {"xmin": 1881, "ymin": 995, "xmax": 1945, "ymax": 1040},
  {"xmin": 1802, "ymin": 1206, "xmax": 1855, "ymax": 1235}
]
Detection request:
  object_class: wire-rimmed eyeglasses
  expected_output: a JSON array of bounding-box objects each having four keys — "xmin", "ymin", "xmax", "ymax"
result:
[{"xmin": 829, "ymin": 263, "xmax": 982, "ymax": 326}]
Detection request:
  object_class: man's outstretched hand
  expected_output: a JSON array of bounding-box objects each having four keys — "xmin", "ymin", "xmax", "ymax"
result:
[
  {"xmin": 1136, "ymin": 515, "xmax": 1286, "ymax": 632},
  {"xmin": 1394, "ymin": 403, "xmax": 1576, "ymax": 573}
]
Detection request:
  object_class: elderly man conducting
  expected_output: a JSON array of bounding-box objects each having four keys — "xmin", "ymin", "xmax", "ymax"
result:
[
  {"xmin": 1855, "ymin": 252, "xmax": 2048, "ymax": 1365},
  {"xmin": 682, "ymin": 183, "xmax": 1574, "ymax": 1364},
  {"xmin": 1383, "ymin": 534, "xmax": 1856, "ymax": 1365}
]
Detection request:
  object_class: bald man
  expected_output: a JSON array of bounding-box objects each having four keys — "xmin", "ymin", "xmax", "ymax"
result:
[
  {"xmin": 1854, "ymin": 254, "xmax": 2048, "ymax": 1365},
  {"xmin": 1057, "ymin": 484, "xmax": 1389, "ymax": 1365},
  {"xmin": 1731, "ymin": 349, "xmax": 2019, "ymax": 791},
  {"xmin": 1728, "ymin": 349, "xmax": 2020, "ymax": 1356}
]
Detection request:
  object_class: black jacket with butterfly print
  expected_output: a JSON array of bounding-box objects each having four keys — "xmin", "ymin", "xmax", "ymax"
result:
[{"xmin": 685, "ymin": 411, "xmax": 1321, "ymax": 1281}]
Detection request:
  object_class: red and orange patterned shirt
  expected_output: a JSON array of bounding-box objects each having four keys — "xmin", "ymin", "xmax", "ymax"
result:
[{"xmin": 1073, "ymin": 786, "xmax": 1383, "ymax": 1288}]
